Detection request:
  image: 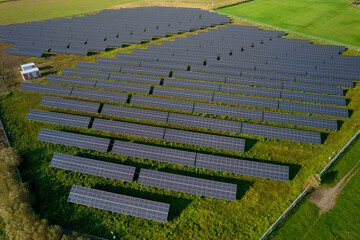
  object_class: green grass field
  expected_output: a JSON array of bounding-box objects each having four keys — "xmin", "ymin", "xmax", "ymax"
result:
[
  {"xmin": 0, "ymin": 0, "xmax": 141, "ymax": 25},
  {"xmin": 217, "ymin": 0, "xmax": 360, "ymax": 49},
  {"xmin": 270, "ymin": 135, "xmax": 360, "ymax": 239}
]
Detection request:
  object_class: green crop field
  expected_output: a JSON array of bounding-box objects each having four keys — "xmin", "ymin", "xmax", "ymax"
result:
[
  {"xmin": 270, "ymin": 135, "xmax": 360, "ymax": 239},
  {"xmin": 217, "ymin": 0, "xmax": 360, "ymax": 49},
  {"xmin": 0, "ymin": 0, "xmax": 141, "ymax": 25}
]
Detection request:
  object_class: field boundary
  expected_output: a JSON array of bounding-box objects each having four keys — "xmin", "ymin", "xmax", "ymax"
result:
[
  {"xmin": 216, "ymin": 11, "xmax": 360, "ymax": 50},
  {"xmin": 259, "ymin": 129, "xmax": 360, "ymax": 240}
]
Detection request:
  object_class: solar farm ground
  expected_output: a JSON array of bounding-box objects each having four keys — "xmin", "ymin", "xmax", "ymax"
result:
[
  {"xmin": 271, "ymin": 135, "xmax": 360, "ymax": 239},
  {"xmin": 217, "ymin": 0, "xmax": 360, "ymax": 49},
  {"xmin": 0, "ymin": 7, "xmax": 360, "ymax": 240}
]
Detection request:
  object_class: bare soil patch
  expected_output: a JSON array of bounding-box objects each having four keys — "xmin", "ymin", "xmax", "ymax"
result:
[{"xmin": 310, "ymin": 158, "xmax": 360, "ymax": 214}]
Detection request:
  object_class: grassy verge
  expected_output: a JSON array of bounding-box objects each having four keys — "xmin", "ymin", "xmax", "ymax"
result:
[
  {"xmin": 0, "ymin": 0, "xmax": 141, "ymax": 25},
  {"xmin": 216, "ymin": 0, "xmax": 360, "ymax": 49},
  {"xmin": 270, "ymin": 135, "xmax": 360, "ymax": 239}
]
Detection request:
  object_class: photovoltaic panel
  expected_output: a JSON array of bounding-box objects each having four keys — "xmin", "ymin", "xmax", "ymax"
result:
[
  {"xmin": 95, "ymin": 80, "xmax": 151, "ymax": 94},
  {"xmin": 280, "ymin": 91, "xmax": 346, "ymax": 106},
  {"xmin": 50, "ymin": 153, "xmax": 135, "ymax": 182},
  {"xmin": 40, "ymin": 96, "xmax": 101, "ymax": 113},
  {"xmin": 163, "ymin": 128, "xmax": 245, "ymax": 152},
  {"xmin": 47, "ymin": 75, "xmax": 97, "ymax": 88},
  {"xmin": 193, "ymin": 103, "xmax": 263, "ymax": 121},
  {"xmin": 76, "ymin": 62, "xmax": 122, "ymax": 72},
  {"xmin": 130, "ymin": 95, "xmax": 194, "ymax": 112},
  {"xmin": 112, "ymin": 141, "xmax": 195, "ymax": 166},
  {"xmin": 101, "ymin": 104, "xmax": 169, "ymax": 122},
  {"xmin": 172, "ymin": 70, "xmax": 226, "ymax": 82},
  {"xmin": 213, "ymin": 93, "xmax": 279, "ymax": 109},
  {"xmin": 37, "ymin": 128, "xmax": 110, "ymax": 151},
  {"xmin": 220, "ymin": 84, "xmax": 281, "ymax": 99},
  {"xmin": 109, "ymin": 73, "xmax": 162, "ymax": 85},
  {"xmin": 225, "ymin": 75, "xmax": 283, "ymax": 89},
  {"xmin": 167, "ymin": 113, "xmax": 241, "ymax": 133},
  {"xmin": 279, "ymin": 101, "xmax": 349, "ymax": 118},
  {"xmin": 62, "ymin": 68, "xmax": 110, "ymax": 80},
  {"xmin": 68, "ymin": 185, "xmax": 170, "ymax": 222},
  {"xmin": 241, "ymin": 123, "xmax": 321, "ymax": 144},
  {"xmin": 92, "ymin": 118, "xmax": 165, "ymax": 139},
  {"xmin": 121, "ymin": 65, "xmax": 170, "ymax": 77},
  {"xmin": 195, "ymin": 154, "xmax": 289, "ymax": 181},
  {"xmin": 263, "ymin": 111, "xmax": 338, "ymax": 130},
  {"xmin": 26, "ymin": 109, "xmax": 91, "ymax": 128},
  {"xmin": 282, "ymin": 82, "xmax": 343, "ymax": 96},
  {"xmin": 138, "ymin": 169, "xmax": 237, "ymax": 201},
  {"xmin": 163, "ymin": 78, "xmax": 220, "ymax": 91},
  {"xmin": 20, "ymin": 82, "xmax": 72, "ymax": 96},
  {"xmin": 70, "ymin": 87, "xmax": 129, "ymax": 103},
  {"xmin": 152, "ymin": 87, "xmax": 214, "ymax": 101}
]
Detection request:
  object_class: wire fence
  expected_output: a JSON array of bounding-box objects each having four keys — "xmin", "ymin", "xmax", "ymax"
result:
[{"xmin": 259, "ymin": 129, "xmax": 360, "ymax": 240}]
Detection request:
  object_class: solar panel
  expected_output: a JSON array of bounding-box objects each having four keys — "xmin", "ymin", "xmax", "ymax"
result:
[
  {"xmin": 50, "ymin": 153, "xmax": 135, "ymax": 182},
  {"xmin": 163, "ymin": 78, "xmax": 220, "ymax": 91},
  {"xmin": 167, "ymin": 113, "xmax": 241, "ymax": 133},
  {"xmin": 278, "ymin": 101, "xmax": 349, "ymax": 118},
  {"xmin": 225, "ymin": 75, "xmax": 283, "ymax": 89},
  {"xmin": 138, "ymin": 169, "xmax": 237, "ymax": 201},
  {"xmin": 172, "ymin": 70, "xmax": 226, "ymax": 83},
  {"xmin": 62, "ymin": 68, "xmax": 110, "ymax": 80},
  {"xmin": 40, "ymin": 96, "xmax": 101, "ymax": 113},
  {"xmin": 76, "ymin": 62, "xmax": 122, "ymax": 72},
  {"xmin": 152, "ymin": 87, "xmax": 214, "ymax": 101},
  {"xmin": 220, "ymin": 84, "xmax": 281, "ymax": 99},
  {"xmin": 282, "ymin": 82, "xmax": 344, "ymax": 96},
  {"xmin": 101, "ymin": 104, "xmax": 169, "ymax": 122},
  {"xmin": 195, "ymin": 154, "xmax": 289, "ymax": 181},
  {"xmin": 263, "ymin": 111, "xmax": 338, "ymax": 130},
  {"xmin": 47, "ymin": 75, "xmax": 97, "ymax": 88},
  {"xmin": 26, "ymin": 109, "xmax": 91, "ymax": 128},
  {"xmin": 92, "ymin": 118, "xmax": 165, "ymax": 139},
  {"xmin": 193, "ymin": 103, "xmax": 263, "ymax": 121},
  {"xmin": 130, "ymin": 95, "xmax": 194, "ymax": 112},
  {"xmin": 20, "ymin": 82, "xmax": 72, "ymax": 96},
  {"xmin": 109, "ymin": 73, "xmax": 162, "ymax": 85},
  {"xmin": 37, "ymin": 128, "xmax": 110, "ymax": 151},
  {"xmin": 68, "ymin": 185, "xmax": 170, "ymax": 222},
  {"xmin": 242, "ymin": 123, "xmax": 321, "ymax": 144},
  {"xmin": 71, "ymin": 88, "xmax": 129, "ymax": 103},
  {"xmin": 213, "ymin": 93, "xmax": 279, "ymax": 109},
  {"xmin": 281, "ymin": 91, "xmax": 346, "ymax": 106},
  {"xmin": 121, "ymin": 65, "xmax": 170, "ymax": 77},
  {"xmin": 163, "ymin": 128, "xmax": 245, "ymax": 152},
  {"xmin": 95, "ymin": 80, "xmax": 151, "ymax": 94},
  {"xmin": 112, "ymin": 141, "xmax": 195, "ymax": 166}
]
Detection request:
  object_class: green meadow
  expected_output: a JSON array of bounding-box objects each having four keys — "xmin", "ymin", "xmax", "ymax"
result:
[{"xmin": 217, "ymin": 0, "xmax": 360, "ymax": 49}]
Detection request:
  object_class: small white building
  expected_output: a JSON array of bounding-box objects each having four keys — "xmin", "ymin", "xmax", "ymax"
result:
[{"xmin": 20, "ymin": 63, "xmax": 41, "ymax": 81}]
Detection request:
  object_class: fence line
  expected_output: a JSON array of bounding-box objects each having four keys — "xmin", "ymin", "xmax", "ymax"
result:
[{"xmin": 259, "ymin": 129, "xmax": 360, "ymax": 240}]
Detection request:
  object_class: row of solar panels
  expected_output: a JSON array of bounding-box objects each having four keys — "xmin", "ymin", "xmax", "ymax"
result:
[
  {"xmin": 38, "ymin": 129, "xmax": 289, "ymax": 181},
  {"xmin": 54, "ymin": 70, "xmax": 347, "ymax": 107},
  {"xmin": 1, "ymin": 7, "xmax": 229, "ymax": 57},
  {"xmin": 27, "ymin": 109, "xmax": 246, "ymax": 151},
  {"xmin": 74, "ymin": 62, "xmax": 346, "ymax": 96},
  {"xmin": 112, "ymin": 52, "xmax": 355, "ymax": 88},
  {"xmin": 51, "ymin": 69, "xmax": 349, "ymax": 117},
  {"xmin": 52, "ymin": 153, "xmax": 237, "ymax": 202},
  {"xmin": 127, "ymin": 46, "xmax": 359, "ymax": 81},
  {"xmin": 21, "ymin": 84, "xmax": 341, "ymax": 132},
  {"xmin": 27, "ymin": 103, "xmax": 321, "ymax": 144}
]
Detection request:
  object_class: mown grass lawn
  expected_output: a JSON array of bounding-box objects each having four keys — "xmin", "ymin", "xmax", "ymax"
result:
[
  {"xmin": 0, "ymin": 0, "xmax": 141, "ymax": 25},
  {"xmin": 270, "ymin": 135, "xmax": 360, "ymax": 239},
  {"xmin": 217, "ymin": 0, "xmax": 360, "ymax": 49}
]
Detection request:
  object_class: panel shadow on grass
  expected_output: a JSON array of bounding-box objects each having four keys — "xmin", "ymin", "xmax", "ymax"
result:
[
  {"xmin": 92, "ymin": 182, "xmax": 192, "ymax": 221},
  {"xmin": 321, "ymin": 132, "xmax": 329, "ymax": 144}
]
